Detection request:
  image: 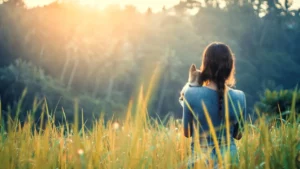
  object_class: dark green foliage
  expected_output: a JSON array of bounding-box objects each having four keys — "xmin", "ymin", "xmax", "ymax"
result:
[
  {"xmin": 256, "ymin": 89, "xmax": 300, "ymax": 117},
  {"xmin": 0, "ymin": 60, "xmax": 125, "ymax": 126},
  {"xmin": 0, "ymin": 0, "xmax": 300, "ymax": 122}
]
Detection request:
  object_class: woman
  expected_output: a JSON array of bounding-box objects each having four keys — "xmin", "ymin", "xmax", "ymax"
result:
[{"xmin": 182, "ymin": 42, "xmax": 246, "ymax": 168}]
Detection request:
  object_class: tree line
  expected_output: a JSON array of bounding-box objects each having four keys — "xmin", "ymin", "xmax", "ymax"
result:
[{"xmin": 0, "ymin": 0, "xmax": 299, "ymax": 125}]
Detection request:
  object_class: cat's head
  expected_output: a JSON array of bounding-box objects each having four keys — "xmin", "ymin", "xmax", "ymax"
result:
[{"xmin": 188, "ymin": 64, "xmax": 201, "ymax": 86}]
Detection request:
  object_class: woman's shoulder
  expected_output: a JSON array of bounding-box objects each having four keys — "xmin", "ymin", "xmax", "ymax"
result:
[
  {"xmin": 227, "ymin": 87, "xmax": 246, "ymax": 104},
  {"xmin": 184, "ymin": 86, "xmax": 217, "ymax": 97},
  {"xmin": 185, "ymin": 86, "xmax": 246, "ymax": 98},
  {"xmin": 228, "ymin": 88, "xmax": 245, "ymax": 97}
]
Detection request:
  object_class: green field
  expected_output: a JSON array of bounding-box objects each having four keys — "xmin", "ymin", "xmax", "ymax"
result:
[
  {"xmin": 1, "ymin": 0, "xmax": 300, "ymax": 168},
  {"xmin": 1, "ymin": 87, "xmax": 299, "ymax": 169}
]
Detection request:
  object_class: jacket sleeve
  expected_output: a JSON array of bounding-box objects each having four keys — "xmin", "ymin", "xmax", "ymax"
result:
[
  {"xmin": 242, "ymin": 92, "xmax": 247, "ymax": 121},
  {"xmin": 183, "ymin": 91, "xmax": 194, "ymax": 138},
  {"xmin": 239, "ymin": 91, "xmax": 247, "ymax": 131}
]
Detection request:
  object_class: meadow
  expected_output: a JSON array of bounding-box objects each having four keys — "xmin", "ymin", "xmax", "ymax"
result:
[
  {"xmin": 0, "ymin": 82, "xmax": 299, "ymax": 169},
  {"xmin": 0, "ymin": 1, "xmax": 300, "ymax": 169}
]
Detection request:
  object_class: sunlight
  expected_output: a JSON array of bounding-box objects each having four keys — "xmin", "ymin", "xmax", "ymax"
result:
[
  {"xmin": 23, "ymin": 0, "xmax": 300, "ymax": 10},
  {"xmin": 24, "ymin": 0, "xmax": 179, "ymax": 11},
  {"xmin": 23, "ymin": 0, "xmax": 56, "ymax": 8}
]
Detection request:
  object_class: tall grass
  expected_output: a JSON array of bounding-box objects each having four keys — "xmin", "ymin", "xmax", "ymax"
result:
[{"xmin": 0, "ymin": 70, "xmax": 299, "ymax": 169}]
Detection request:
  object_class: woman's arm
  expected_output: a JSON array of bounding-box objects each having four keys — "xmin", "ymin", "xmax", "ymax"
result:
[
  {"xmin": 233, "ymin": 123, "xmax": 242, "ymax": 140},
  {"xmin": 243, "ymin": 92, "xmax": 247, "ymax": 122},
  {"xmin": 183, "ymin": 96, "xmax": 194, "ymax": 138},
  {"xmin": 234, "ymin": 92, "xmax": 247, "ymax": 140},
  {"xmin": 233, "ymin": 93, "xmax": 247, "ymax": 140}
]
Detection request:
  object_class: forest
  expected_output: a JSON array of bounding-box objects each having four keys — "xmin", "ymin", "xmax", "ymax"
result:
[{"xmin": 0, "ymin": 0, "xmax": 300, "ymax": 125}]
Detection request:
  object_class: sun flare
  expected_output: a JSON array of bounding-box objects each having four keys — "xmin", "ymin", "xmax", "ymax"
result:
[
  {"xmin": 23, "ymin": 0, "xmax": 180, "ymax": 11},
  {"xmin": 23, "ymin": 0, "xmax": 300, "ymax": 11}
]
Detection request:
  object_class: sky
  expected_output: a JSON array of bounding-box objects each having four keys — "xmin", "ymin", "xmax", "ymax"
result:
[{"xmin": 22, "ymin": 0, "xmax": 300, "ymax": 11}]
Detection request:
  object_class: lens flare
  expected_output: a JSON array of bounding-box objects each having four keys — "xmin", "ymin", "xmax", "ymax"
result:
[
  {"xmin": 113, "ymin": 122, "xmax": 120, "ymax": 129},
  {"xmin": 77, "ymin": 149, "xmax": 84, "ymax": 155}
]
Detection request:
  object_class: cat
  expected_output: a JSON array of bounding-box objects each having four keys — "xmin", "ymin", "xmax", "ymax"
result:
[{"xmin": 179, "ymin": 64, "xmax": 202, "ymax": 107}]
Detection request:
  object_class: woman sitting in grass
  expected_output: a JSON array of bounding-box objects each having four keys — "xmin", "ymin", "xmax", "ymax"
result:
[{"xmin": 182, "ymin": 42, "xmax": 247, "ymax": 168}]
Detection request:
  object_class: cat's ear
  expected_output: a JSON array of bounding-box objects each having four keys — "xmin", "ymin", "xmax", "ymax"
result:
[{"xmin": 189, "ymin": 64, "xmax": 196, "ymax": 72}]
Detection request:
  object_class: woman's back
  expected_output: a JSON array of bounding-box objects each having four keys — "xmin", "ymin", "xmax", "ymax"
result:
[
  {"xmin": 183, "ymin": 86, "xmax": 246, "ymax": 146},
  {"xmin": 182, "ymin": 42, "xmax": 246, "ymax": 168}
]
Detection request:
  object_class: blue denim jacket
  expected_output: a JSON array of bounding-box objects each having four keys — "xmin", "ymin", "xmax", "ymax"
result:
[
  {"xmin": 183, "ymin": 86, "xmax": 247, "ymax": 147},
  {"xmin": 183, "ymin": 86, "xmax": 246, "ymax": 168}
]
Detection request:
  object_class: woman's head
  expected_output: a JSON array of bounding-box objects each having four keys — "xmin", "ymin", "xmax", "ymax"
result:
[
  {"xmin": 200, "ymin": 42, "xmax": 235, "ymax": 86},
  {"xmin": 199, "ymin": 42, "xmax": 236, "ymax": 117}
]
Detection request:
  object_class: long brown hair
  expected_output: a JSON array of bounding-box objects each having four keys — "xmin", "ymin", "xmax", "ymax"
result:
[{"xmin": 199, "ymin": 42, "xmax": 236, "ymax": 118}]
